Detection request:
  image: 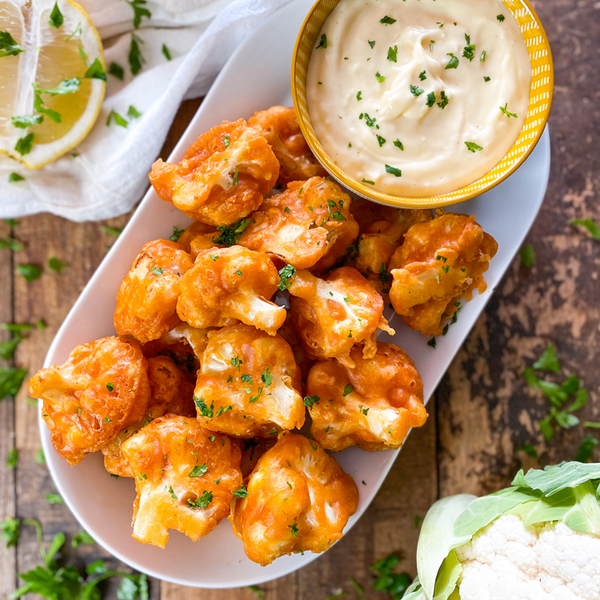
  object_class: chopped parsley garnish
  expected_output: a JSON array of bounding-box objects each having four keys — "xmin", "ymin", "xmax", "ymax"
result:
[
  {"xmin": 289, "ymin": 523, "xmax": 300, "ymax": 536},
  {"xmin": 8, "ymin": 173, "xmax": 24, "ymax": 184},
  {"xmin": 484, "ymin": 76, "xmax": 491, "ymax": 82},
  {"xmin": 37, "ymin": 78, "xmax": 80, "ymax": 96},
  {"xmin": 248, "ymin": 387, "xmax": 263, "ymax": 404},
  {"xmin": 104, "ymin": 417, "xmax": 112, "ymax": 423},
  {"xmin": 212, "ymin": 217, "xmax": 251, "ymax": 246},
  {"xmin": 387, "ymin": 45, "xmax": 398, "ymax": 62},
  {"xmin": 16, "ymin": 264, "xmax": 42, "ymax": 282},
  {"xmin": 241, "ymin": 374, "xmax": 253, "ymax": 384},
  {"xmin": 519, "ymin": 243, "xmax": 536, "ymax": 267},
  {"xmin": 437, "ymin": 91, "xmax": 449, "ymax": 109},
  {"xmin": 232, "ymin": 169, "xmax": 239, "ymax": 187},
  {"xmin": 356, "ymin": 91, "xmax": 362, "ymax": 101},
  {"xmin": 376, "ymin": 135, "xmax": 386, "ymax": 147},
  {"xmin": 46, "ymin": 493, "xmax": 63, "ymax": 504},
  {"xmin": 261, "ymin": 367, "xmax": 273, "ymax": 387},
  {"xmin": 233, "ymin": 485, "xmax": 248, "ymax": 498},
  {"xmin": 0, "ymin": 367, "xmax": 27, "ymax": 400},
  {"xmin": 532, "ymin": 343, "xmax": 560, "ymax": 372},
  {"xmin": 570, "ymin": 218, "xmax": 600, "ymax": 240},
  {"xmin": 223, "ymin": 134, "xmax": 231, "ymax": 148},
  {"xmin": 168, "ymin": 486, "xmax": 178, "ymax": 499},
  {"xmin": 499, "ymin": 103, "xmax": 518, "ymax": 118},
  {"xmin": 234, "ymin": 269, "xmax": 242, "ymax": 276},
  {"xmin": 429, "ymin": 40, "xmax": 435, "ymax": 51},
  {"xmin": 426, "ymin": 92, "xmax": 436, "ymax": 107},
  {"xmin": 304, "ymin": 395, "xmax": 320, "ymax": 408},
  {"xmin": 150, "ymin": 266, "xmax": 163, "ymax": 275},
  {"xmin": 170, "ymin": 225, "xmax": 184, "ymax": 242},
  {"xmin": 410, "ymin": 85, "xmax": 424, "ymax": 97},
  {"xmin": 385, "ymin": 164, "xmax": 402, "ymax": 177},
  {"xmin": 129, "ymin": 33, "xmax": 145, "ymax": 76},
  {"xmin": 216, "ymin": 405, "xmax": 233, "ymax": 416},
  {"xmin": 106, "ymin": 382, "xmax": 114, "ymax": 392},
  {"xmin": 464, "ymin": 141, "xmax": 483, "ymax": 153},
  {"xmin": 127, "ymin": 105, "xmax": 141, "ymax": 119},
  {"xmin": 480, "ymin": 50, "xmax": 487, "ymax": 62},
  {"xmin": 576, "ymin": 435, "xmax": 598, "ymax": 463},
  {"xmin": 497, "ymin": 14, "xmax": 505, "ymax": 22},
  {"xmin": 342, "ymin": 384, "xmax": 354, "ymax": 396},
  {"xmin": 419, "ymin": 70, "xmax": 426, "ymax": 81},
  {"xmin": 127, "ymin": 0, "xmax": 152, "ymax": 28},
  {"xmin": 368, "ymin": 40, "xmax": 376, "ymax": 49},
  {"xmin": 462, "ymin": 34, "xmax": 476, "ymax": 61},
  {"xmin": 162, "ymin": 44, "xmax": 172, "ymax": 61},
  {"xmin": 15, "ymin": 133, "xmax": 35, "ymax": 156},
  {"xmin": 375, "ymin": 71, "xmax": 386, "ymax": 83},
  {"xmin": 380, "ymin": 16, "xmax": 396, "ymax": 25},
  {"xmin": 108, "ymin": 62, "xmax": 125, "ymax": 80},
  {"xmin": 189, "ymin": 463, "xmax": 208, "ymax": 477},
  {"xmin": 362, "ymin": 179, "xmax": 375, "ymax": 185},
  {"xmin": 316, "ymin": 34, "xmax": 327, "ymax": 49},
  {"xmin": 231, "ymin": 356, "xmax": 242, "ymax": 368},
  {"xmin": 278, "ymin": 264, "xmax": 297, "ymax": 290},
  {"xmin": 106, "ymin": 110, "xmax": 128, "ymax": 128},
  {"xmin": 6, "ymin": 448, "xmax": 18, "ymax": 469},
  {"xmin": 393, "ymin": 139, "xmax": 404, "ymax": 151},
  {"xmin": 11, "ymin": 114, "xmax": 43, "ymax": 128},
  {"xmin": 188, "ymin": 490, "xmax": 213, "ymax": 510},
  {"xmin": 0, "ymin": 31, "xmax": 24, "ymax": 57},
  {"xmin": 359, "ymin": 112, "xmax": 377, "ymax": 127},
  {"xmin": 427, "ymin": 337, "xmax": 437, "ymax": 348},
  {"xmin": 194, "ymin": 396, "xmax": 214, "ymax": 418},
  {"xmin": 48, "ymin": 256, "xmax": 67, "ymax": 273},
  {"xmin": 445, "ymin": 53, "xmax": 459, "ymax": 69},
  {"xmin": 358, "ymin": 405, "xmax": 369, "ymax": 416}
]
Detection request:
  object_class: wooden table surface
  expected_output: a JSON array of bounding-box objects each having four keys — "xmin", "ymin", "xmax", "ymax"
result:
[{"xmin": 1, "ymin": 0, "xmax": 599, "ymax": 597}]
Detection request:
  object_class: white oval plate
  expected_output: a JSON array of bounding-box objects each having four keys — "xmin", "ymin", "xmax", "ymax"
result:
[{"xmin": 39, "ymin": 0, "xmax": 551, "ymax": 588}]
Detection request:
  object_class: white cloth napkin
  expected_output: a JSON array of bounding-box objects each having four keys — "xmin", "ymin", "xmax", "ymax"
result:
[{"xmin": 0, "ymin": 0, "xmax": 292, "ymax": 221}]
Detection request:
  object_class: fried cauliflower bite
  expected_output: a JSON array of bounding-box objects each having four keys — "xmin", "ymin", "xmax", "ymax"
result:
[
  {"xmin": 149, "ymin": 119, "xmax": 279, "ymax": 227},
  {"xmin": 231, "ymin": 432, "xmax": 358, "ymax": 566},
  {"xmin": 176, "ymin": 246, "xmax": 286, "ymax": 336},
  {"xmin": 194, "ymin": 324, "xmax": 305, "ymax": 438},
  {"xmin": 288, "ymin": 267, "xmax": 394, "ymax": 368},
  {"xmin": 354, "ymin": 209, "xmax": 434, "ymax": 292},
  {"xmin": 238, "ymin": 177, "xmax": 359, "ymax": 271},
  {"xmin": 248, "ymin": 106, "xmax": 326, "ymax": 185},
  {"xmin": 102, "ymin": 355, "xmax": 196, "ymax": 478},
  {"xmin": 389, "ymin": 213, "xmax": 498, "ymax": 336},
  {"xmin": 305, "ymin": 343, "xmax": 427, "ymax": 452},
  {"xmin": 240, "ymin": 437, "xmax": 276, "ymax": 478},
  {"xmin": 121, "ymin": 415, "xmax": 243, "ymax": 548},
  {"xmin": 29, "ymin": 337, "xmax": 151, "ymax": 465},
  {"xmin": 114, "ymin": 240, "xmax": 194, "ymax": 344}
]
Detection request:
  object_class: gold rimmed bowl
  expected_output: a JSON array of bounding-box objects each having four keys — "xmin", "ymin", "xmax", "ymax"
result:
[{"xmin": 291, "ymin": 0, "xmax": 554, "ymax": 208}]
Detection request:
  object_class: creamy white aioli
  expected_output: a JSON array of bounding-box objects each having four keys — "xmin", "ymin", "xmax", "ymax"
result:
[{"xmin": 306, "ymin": 0, "xmax": 532, "ymax": 197}]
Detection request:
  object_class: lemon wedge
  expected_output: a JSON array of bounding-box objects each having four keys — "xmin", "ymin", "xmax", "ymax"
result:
[{"xmin": 0, "ymin": 0, "xmax": 105, "ymax": 169}]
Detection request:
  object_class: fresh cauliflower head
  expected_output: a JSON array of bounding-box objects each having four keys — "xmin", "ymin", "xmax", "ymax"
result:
[
  {"xmin": 149, "ymin": 118, "xmax": 280, "ymax": 226},
  {"xmin": 114, "ymin": 239, "xmax": 194, "ymax": 344},
  {"xmin": 306, "ymin": 342, "xmax": 426, "ymax": 451},
  {"xmin": 248, "ymin": 106, "xmax": 326, "ymax": 185},
  {"xmin": 389, "ymin": 212, "xmax": 498, "ymax": 336},
  {"xmin": 455, "ymin": 514, "xmax": 600, "ymax": 600},
  {"xmin": 193, "ymin": 324, "xmax": 305, "ymax": 437},
  {"xmin": 238, "ymin": 176, "xmax": 359, "ymax": 271},
  {"xmin": 29, "ymin": 337, "xmax": 151, "ymax": 465},
  {"xmin": 231, "ymin": 432, "xmax": 359, "ymax": 566},
  {"xmin": 121, "ymin": 415, "xmax": 243, "ymax": 548},
  {"xmin": 288, "ymin": 266, "xmax": 394, "ymax": 368},
  {"xmin": 176, "ymin": 245, "xmax": 286, "ymax": 336}
]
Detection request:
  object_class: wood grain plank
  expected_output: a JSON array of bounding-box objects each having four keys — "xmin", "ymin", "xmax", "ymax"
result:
[{"xmin": 0, "ymin": 219, "xmax": 17, "ymax": 597}]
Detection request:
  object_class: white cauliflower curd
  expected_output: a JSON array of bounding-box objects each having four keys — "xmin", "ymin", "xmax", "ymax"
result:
[{"xmin": 456, "ymin": 514, "xmax": 600, "ymax": 600}]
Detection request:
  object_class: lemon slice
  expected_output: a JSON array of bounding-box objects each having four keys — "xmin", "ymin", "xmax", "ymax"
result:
[{"xmin": 0, "ymin": 0, "xmax": 105, "ymax": 169}]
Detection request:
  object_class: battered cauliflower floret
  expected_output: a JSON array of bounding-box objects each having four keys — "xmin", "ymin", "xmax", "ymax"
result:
[
  {"xmin": 455, "ymin": 514, "xmax": 600, "ymax": 600},
  {"xmin": 247, "ymin": 106, "xmax": 326, "ymax": 185},
  {"xmin": 288, "ymin": 267, "xmax": 394, "ymax": 368},
  {"xmin": 239, "ymin": 437, "xmax": 276, "ymax": 478},
  {"xmin": 159, "ymin": 323, "xmax": 210, "ymax": 362},
  {"xmin": 353, "ymin": 208, "xmax": 434, "ymax": 293},
  {"xmin": 176, "ymin": 246, "xmax": 286, "ymax": 336},
  {"xmin": 389, "ymin": 212, "xmax": 498, "ymax": 336},
  {"xmin": 121, "ymin": 415, "xmax": 243, "ymax": 548},
  {"xmin": 114, "ymin": 239, "xmax": 194, "ymax": 344},
  {"xmin": 305, "ymin": 342, "xmax": 426, "ymax": 451},
  {"xmin": 149, "ymin": 119, "xmax": 280, "ymax": 226},
  {"xmin": 193, "ymin": 324, "xmax": 305, "ymax": 438},
  {"xmin": 102, "ymin": 355, "xmax": 196, "ymax": 478},
  {"xmin": 29, "ymin": 337, "xmax": 151, "ymax": 465},
  {"xmin": 238, "ymin": 176, "xmax": 359, "ymax": 271},
  {"xmin": 231, "ymin": 432, "xmax": 359, "ymax": 566},
  {"xmin": 174, "ymin": 221, "xmax": 219, "ymax": 259}
]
